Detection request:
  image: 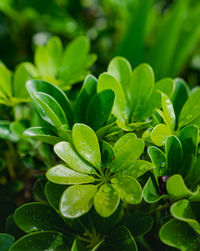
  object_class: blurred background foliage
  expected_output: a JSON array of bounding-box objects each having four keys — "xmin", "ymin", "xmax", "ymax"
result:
[{"xmin": 0, "ymin": 0, "xmax": 200, "ymax": 85}]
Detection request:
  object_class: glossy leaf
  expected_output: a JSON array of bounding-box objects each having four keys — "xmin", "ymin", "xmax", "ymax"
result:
[
  {"xmin": 97, "ymin": 73, "xmax": 127, "ymax": 122},
  {"xmin": 107, "ymin": 57, "xmax": 132, "ymax": 103},
  {"xmin": 148, "ymin": 146, "xmax": 167, "ymax": 177},
  {"xmin": 179, "ymin": 88, "xmax": 200, "ymax": 128},
  {"xmin": 72, "ymin": 124, "xmax": 101, "ymax": 169},
  {"xmin": 14, "ymin": 202, "xmax": 67, "ymax": 234},
  {"xmin": 74, "ymin": 75, "xmax": 97, "ymax": 123},
  {"xmin": 171, "ymin": 78, "xmax": 189, "ymax": 122},
  {"xmin": 161, "ymin": 93, "xmax": 176, "ymax": 130},
  {"xmin": 26, "ymin": 79, "xmax": 73, "ymax": 128},
  {"xmin": 0, "ymin": 233, "xmax": 15, "ymax": 251},
  {"xmin": 9, "ymin": 231, "xmax": 70, "ymax": 251},
  {"xmin": 178, "ymin": 125, "xmax": 198, "ymax": 179},
  {"xmin": 165, "ymin": 136, "xmax": 183, "ymax": 175},
  {"xmin": 54, "ymin": 141, "xmax": 95, "ymax": 174},
  {"xmin": 166, "ymin": 175, "xmax": 199, "ymax": 201},
  {"xmin": 24, "ymin": 127, "xmax": 61, "ymax": 145},
  {"xmin": 60, "ymin": 184, "xmax": 97, "ymax": 218},
  {"xmin": 122, "ymin": 212, "xmax": 153, "ymax": 237},
  {"xmin": 85, "ymin": 90, "xmax": 115, "ymax": 131},
  {"xmin": 151, "ymin": 123, "xmax": 172, "ymax": 146},
  {"xmin": 46, "ymin": 164, "xmax": 95, "ymax": 184},
  {"xmin": 160, "ymin": 219, "xmax": 199, "ymax": 251},
  {"xmin": 171, "ymin": 199, "xmax": 200, "ymax": 234},
  {"xmin": 103, "ymin": 226, "xmax": 137, "ymax": 251},
  {"xmin": 112, "ymin": 133, "xmax": 144, "ymax": 172},
  {"xmin": 94, "ymin": 184, "xmax": 119, "ymax": 218},
  {"xmin": 111, "ymin": 176, "xmax": 142, "ymax": 204}
]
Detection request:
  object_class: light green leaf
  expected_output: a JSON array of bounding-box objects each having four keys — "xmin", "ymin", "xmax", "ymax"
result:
[
  {"xmin": 107, "ymin": 56, "xmax": 132, "ymax": 103},
  {"xmin": 161, "ymin": 93, "xmax": 176, "ymax": 130},
  {"xmin": 46, "ymin": 164, "xmax": 95, "ymax": 185},
  {"xmin": 97, "ymin": 73, "xmax": 127, "ymax": 122},
  {"xmin": 54, "ymin": 141, "xmax": 95, "ymax": 174},
  {"xmin": 94, "ymin": 184, "xmax": 119, "ymax": 218},
  {"xmin": 111, "ymin": 175, "xmax": 142, "ymax": 204},
  {"xmin": 60, "ymin": 184, "xmax": 97, "ymax": 218},
  {"xmin": 151, "ymin": 123, "xmax": 172, "ymax": 146},
  {"xmin": 112, "ymin": 133, "xmax": 144, "ymax": 172},
  {"xmin": 160, "ymin": 219, "xmax": 199, "ymax": 251},
  {"xmin": 118, "ymin": 160, "xmax": 154, "ymax": 179},
  {"xmin": 171, "ymin": 199, "xmax": 200, "ymax": 234},
  {"xmin": 72, "ymin": 124, "xmax": 101, "ymax": 169},
  {"xmin": 166, "ymin": 175, "xmax": 199, "ymax": 201},
  {"xmin": 0, "ymin": 64, "xmax": 12, "ymax": 98}
]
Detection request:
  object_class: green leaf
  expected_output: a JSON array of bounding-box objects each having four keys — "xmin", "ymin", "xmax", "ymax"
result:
[
  {"xmin": 159, "ymin": 219, "xmax": 200, "ymax": 251},
  {"xmin": 26, "ymin": 79, "xmax": 73, "ymax": 128},
  {"xmin": 118, "ymin": 160, "xmax": 154, "ymax": 179},
  {"xmin": 179, "ymin": 88, "xmax": 200, "ymax": 128},
  {"xmin": 13, "ymin": 63, "xmax": 30, "ymax": 99},
  {"xmin": 0, "ymin": 120, "xmax": 18, "ymax": 142},
  {"xmin": 130, "ymin": 63, "xmax": 154, "ymax": 120},
  {"xmin": 151, "ymin": 123, "xmax": 172, "ymax": 146},
  {"xmin": 54, "ymin": 141, "xmax": 95, "ymax": 174},
  {"xmin": 111, "ymin": 175, "xmax": 142, "ymax": 204},
  {"xmin": 171, "ymin": 199, "xmax": 200, "ymax": 234},
  {"xmin": 9, "ymin": 231, "xmax": 70, "ymax": 251},
  {"xmin": 97, "ymin": 73, "xmax": 127, "ymax": 122},
  {"xmin": 0, "ymin": 64, "xmax": 12, "ymax": 98},
  {"xmin": 24, "ymin": 127, "xmax": 61, "ymax": 145},
  {"xmin": 0, "ymin": 233, "xmax": 15, "ymax": 251},
  {"xmin": 107, "ymin": 57, "xmax": 132, "ymax": 103},
  {"xmin": 171, "ymin": 78, "xmax": 189, "ymax": 122},
  {"xmin": 166, "ymin": 175, "xmax": 199, "ymax": 201},
  {"xmin": 112, "ymin": 133, "xmax": 144, "ymax": 172},
  {"xmin": 165, "ymin": 136, "xmax": 183, "ymax": 175},
  {"xmin": 32, "ymin": 92, "xmax": 67, "ymax": 128},
  {"xmin": 178, "ymin": 125, "xmax": 198, "ymax": 178},
  {"xmin": 14, "ymin": 202, "xmax": 67, "ymax": 234},
  {"xmin": 94, "ymin": 184, "xmax": 119, "ymax": 218},
  {"xmin": 74, "ymin": 75, "xmax": 97, "ymax": 123},
  {"xmin": 46, "ymin": 164, "xmax": 95, "ymax": 184},
  {"xmin": 161, "ymin": 93, "xmax": 176, "ymax": 130},
  {"xmin": 60, "ymin": 184, "xmax": 97, "ymax": 218},
  {"xmin": 148, "ymin": 146, "xmax": 167, "ymax": 177},
  {"xmin": 100, "ymin": 140, "xmax": 115, "ymax": 167},
  {"xmin": 85, "ymin": 90, "xmax": 115, "ymax": 131},
  {"xmin": 122, "ymin": 212, "xmax": 153, "ymax": 237},
  {"xmin": 72, "ymin": 124, "xmax": 101, "ymax": 169},
  {"xmin": 103, "ymin": 226, "xmax": 137, "ymax": 251}
]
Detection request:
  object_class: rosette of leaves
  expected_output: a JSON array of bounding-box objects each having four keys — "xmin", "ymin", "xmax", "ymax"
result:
[
  {"xmin": 46, "ymin": 123, "xmax": 154, "ymax": 218},
  {"xmin": 24, "ymin": 77, "xmax": 116, "ymax": 144},
  {"xmin": 31, "ymin": 36, "xmax": 96, "ymax": 88},
  {"xmin": 150, "ymin": 78, "xmax": 200, "ymax": 146},
  {"xmin": 97, "ymin": 56, "xmax": 174, "ymax": 131},
  {"xmin": 0, "ymin": 62, "xmax": 35, "ymax": 106}
]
